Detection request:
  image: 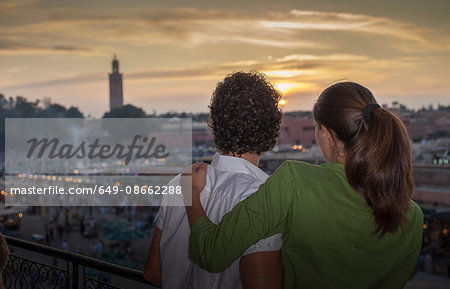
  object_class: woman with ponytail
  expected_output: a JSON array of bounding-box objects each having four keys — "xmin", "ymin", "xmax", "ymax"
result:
[
  {"xmin": 184, "ymin": 82, "xmax": 423, "ymax": 288},
  {"xmin": 313, "ymin": 83, "xmax": 414, "ymax": 236}
]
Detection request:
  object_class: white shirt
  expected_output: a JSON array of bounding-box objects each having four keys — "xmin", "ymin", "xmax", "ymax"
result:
[{"xmin": 155, "ymin": 153, "xmax": 282, "ymax": 289}]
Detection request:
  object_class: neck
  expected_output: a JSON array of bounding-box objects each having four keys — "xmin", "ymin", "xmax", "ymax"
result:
[
  {"xmin": 223, "ymin": 152, "xmax": 260, "ymax": 166},
  {"xmin": 335, "ymin": 155, "xmax": 345, "ymax": 164},
  {"xmin": 331, "ymin": 139, "xmax": 346, "ymax": 164}
]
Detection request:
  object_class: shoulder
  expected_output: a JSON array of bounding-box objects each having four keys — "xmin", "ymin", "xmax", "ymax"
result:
[
  {"xmin": 402, "ymin": 200, "xmax": 424, "ymax": 253},
  {"xmin": 273, "ymin": 160, "xmax": 325, "ymax": 181},
  {"xmin": 407, "ymin": 200, "xmax": 424, "ymax": 224},
  {"xmin": 167, "ymin": 174, "xmax": 182, "ymax": 186},
  {"xmin": 279, "ymin": 160, "xmax": 322, "ymax": 172},
  {"xmin": 208, "ymin": 168, "xmax": 263, "ymax": 203},
  {"xmin": 404, "ymin": 200, "xmax": 424, "ymax": 240}
]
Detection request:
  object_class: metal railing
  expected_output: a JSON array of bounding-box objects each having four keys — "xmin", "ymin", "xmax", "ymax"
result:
[{"xmin": 3, "ymin": 235, "xmax": 159, "ymax": 289}]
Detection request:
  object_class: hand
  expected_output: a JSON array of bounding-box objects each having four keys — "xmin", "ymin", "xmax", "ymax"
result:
[
  {"xmin": 180, "ymin": 162, "xmax": 208, "ymax": 202},
  {"xmin": 191, "ymin": 162, "xmax": 208, "ymax": 197},
  {"xmin": 180, "ymin": 162, "xmax": 208, "ymax": 227}
]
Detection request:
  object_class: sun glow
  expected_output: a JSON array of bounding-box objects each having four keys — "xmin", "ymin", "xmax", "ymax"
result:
[
  {"xmin": 265, "ymin": 70, "xmax": 309, "ymax": 78},
  {"xmin": 274, "ymin": 82, "xmax": 298, "ymax": 94}
]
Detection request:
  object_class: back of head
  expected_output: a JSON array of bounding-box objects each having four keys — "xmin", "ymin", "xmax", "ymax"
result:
[
  {"xmin": 209, "ymin": 71, "xmax": 282, "ymax": 155},
  {"xmin": 313, "ymin": 82, "xmax": 413, "ymax": 235},
  {"xmin": 0, "ymin": 233, "xmax": 9, "ymax": 271}
]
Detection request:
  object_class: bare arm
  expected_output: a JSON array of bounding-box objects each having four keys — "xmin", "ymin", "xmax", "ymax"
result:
[
  {"xmin": 240, "ymin": 251, "xmax": 283, "ymax": 289},
  {"xmin": 143, "ymin": 227, "xmax": 162, "ymax": 287}
]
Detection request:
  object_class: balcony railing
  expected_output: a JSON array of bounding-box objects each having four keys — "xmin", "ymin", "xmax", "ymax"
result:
[{"xmin": 3, "ymin": 235, "xmax": 159, "ymax": 289}]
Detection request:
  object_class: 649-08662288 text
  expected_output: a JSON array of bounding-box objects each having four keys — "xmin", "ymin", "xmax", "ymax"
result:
[{"xmin": 7, "ymin": 185, "xmax": 182, "ymax": 195}]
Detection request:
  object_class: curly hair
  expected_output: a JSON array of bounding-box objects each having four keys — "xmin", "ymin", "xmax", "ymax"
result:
[{"xmin": 208, "ymin": 71, "xmax": 282, "ymax": 155}]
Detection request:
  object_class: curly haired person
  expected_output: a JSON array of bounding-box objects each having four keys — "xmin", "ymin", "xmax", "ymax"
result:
[{"xmin": 144, "ymin": 71, "xmax": 284, "ymax": 289}]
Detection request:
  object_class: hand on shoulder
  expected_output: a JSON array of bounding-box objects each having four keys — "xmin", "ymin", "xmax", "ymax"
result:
[{"xmin": 180, "ymin": 162, "xmax": 208, "ymax": 202}]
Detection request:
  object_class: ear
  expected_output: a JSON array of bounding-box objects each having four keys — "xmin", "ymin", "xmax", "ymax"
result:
[{"xmin": 320, "ymin": 125, "xmax": 334, "ymax": 145}]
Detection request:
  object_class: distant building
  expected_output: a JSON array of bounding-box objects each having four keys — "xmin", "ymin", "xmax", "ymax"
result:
[
  {"xmin": 109, "ymin": 56, "xmax": 123, "ymax": 111},
  {"xmin": 191, "ymin": 116, "xmax": 317, "ymax": 150},
  {"xmin": 278, "ymin": 117, "xmax": 316, "ymax": 147},
  {"xmin": 192, "ymin": 122, "xmax": 214, "ymax": 147}
]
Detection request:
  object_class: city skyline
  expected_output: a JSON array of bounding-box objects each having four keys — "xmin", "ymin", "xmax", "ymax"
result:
[{"xmin": 1, "ymin": 0, "xmax": 449, "ymax": 117}]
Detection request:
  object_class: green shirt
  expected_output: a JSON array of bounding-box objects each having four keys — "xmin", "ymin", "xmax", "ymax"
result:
[{"xmin": 189, "ymin": 161, "xmax": 423, "ymax": 289}]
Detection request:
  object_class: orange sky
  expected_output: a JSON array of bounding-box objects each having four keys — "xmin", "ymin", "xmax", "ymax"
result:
[{"xmin": 1, "ymin": 0, "xmax": 449, "ymax": 116}]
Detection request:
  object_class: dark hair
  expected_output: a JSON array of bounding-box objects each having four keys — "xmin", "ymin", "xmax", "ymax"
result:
[
  {"xmin": 313, "ymin": 82, "xmax": 413, "ymax": 235},
  {"xmin": 209, "ymin": 71, "xmax": 282, "ymax": 155}
]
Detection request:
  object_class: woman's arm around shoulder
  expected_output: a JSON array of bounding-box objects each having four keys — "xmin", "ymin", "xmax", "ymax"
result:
[{"xmin": 187, "ymin": 161, "xmax": 297, "ymax": 272}]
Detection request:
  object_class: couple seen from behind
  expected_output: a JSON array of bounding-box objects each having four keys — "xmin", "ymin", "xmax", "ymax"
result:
[{"xmin": 144, "ymin": 71, "xmax": 423, "ymax": 289}]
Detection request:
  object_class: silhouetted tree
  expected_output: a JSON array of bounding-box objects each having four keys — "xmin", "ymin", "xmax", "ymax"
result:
[
  {"xmin": 0, "ymin": 94, "xmax": 84, "ymax": 161},
  {"xmin": 65, "ymin": 106, "xmax": 84, "ymax": 118},
  {"xmin": 102, "ymin": 104, "xmax": 146, "ymax": 118}
]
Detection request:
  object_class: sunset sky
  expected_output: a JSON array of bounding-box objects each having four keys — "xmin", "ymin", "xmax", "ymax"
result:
[{"xmin": 1, "ymin": 0, "xmax": 449, "ymax": 117}]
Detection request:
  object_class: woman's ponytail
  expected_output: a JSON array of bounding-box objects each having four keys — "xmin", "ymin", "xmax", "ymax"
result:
[
  {"xmin": 345, "ymin": 108, "xmax": 413, "ymax": 235},
  {"xmin": 314, "ymin": 82, "xmax": 413, "ymax": 235}
]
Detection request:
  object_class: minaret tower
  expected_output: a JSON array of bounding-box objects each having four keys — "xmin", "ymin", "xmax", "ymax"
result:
[{"xmin": 109, "ymin": 55, "xmax": 123, "ymax": 111}]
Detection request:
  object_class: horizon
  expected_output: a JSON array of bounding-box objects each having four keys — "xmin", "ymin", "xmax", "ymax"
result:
[
  {"xmin": 1, "ymin": 0, "xmax": 450, "ymax": 117},
  {"xmin": 3, "ymin": 93, "xmax": 448, "ymax": 118}
]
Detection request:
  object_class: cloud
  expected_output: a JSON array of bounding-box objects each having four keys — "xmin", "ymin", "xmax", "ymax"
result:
[
  {"xmin": 0, "ymin": 39, "xmax": 95, "ymax": 55},
  {"xmin": 5, "ymin": 49, "xmax": 439, "ymax": 97},
  {"xmin": 3, "ymin": 53, "xmax": 373, "ymax": 89},
  {"xmin": 260, "ymin": 10, "xmax": 442, "ymax": 50},
  {"xmin": 4, "ymin": 66, "xmax": 225, "ymax": 90},
  {"xmin": 2, "ymin": 7, "xmax": 442, "ymax": 55},
  {"xmin": 1, "ymin": 4, "xmax": 448, "ymax": 116},
  {"xmin": 4, "ymin": 73, "xmax": 105, "ymax": 89},
  {"xmin": 0, "ymin": 0, "xmax": 42, "ymax": 10}
]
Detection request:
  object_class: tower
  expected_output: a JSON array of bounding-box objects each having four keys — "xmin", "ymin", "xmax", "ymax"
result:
[{"xmin": 109, "ymin": 55, "xmax": 123, "ymax": 111}]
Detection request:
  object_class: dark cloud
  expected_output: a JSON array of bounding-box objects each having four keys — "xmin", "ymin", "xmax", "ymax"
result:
[
  {"xmin": 52, "ymin": 45, "xmax": 93, "ymax": 52},
  {"xmin": 0, "ymin": 39, "xmax": 95, "ymax": 54},
  {"xmin": 4, "ymin": 73, "xmax": 105, "ymax": 89},
  {"xmin": 45, "ymin": 7, "xmax": 233, "ymax": 23}
]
